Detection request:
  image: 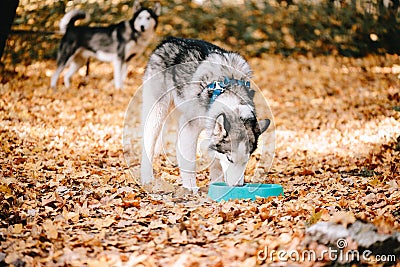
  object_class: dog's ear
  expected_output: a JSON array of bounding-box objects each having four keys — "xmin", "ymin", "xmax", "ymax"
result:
[
  {"xmin": 258, "ymin": 119, "xmax": 270, "ymax": 134},
  {"xmin": 213, "ymin": 113, "xmax": 230, "ymax": 139},
  {"xmin": 153, "ymin": 2, "xmax": 161, "ymax": 16},
  {"xmin": 132, "ymin": 0, "xmax": 141, "ymax": 13}
]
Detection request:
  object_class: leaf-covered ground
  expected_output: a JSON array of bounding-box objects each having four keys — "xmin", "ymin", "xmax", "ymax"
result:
[{"xmin": 1, "ymin": 54, "xmax": 400, "ymax": 266}]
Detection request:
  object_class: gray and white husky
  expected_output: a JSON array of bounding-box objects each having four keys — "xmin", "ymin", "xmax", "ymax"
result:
[
  {"xmin": 140, "ymin": 37, "xmax": 270, "ymax": 192},
  {"xmin": 51, "ymin": 1, "xmax": 160, "ymax": 89}
]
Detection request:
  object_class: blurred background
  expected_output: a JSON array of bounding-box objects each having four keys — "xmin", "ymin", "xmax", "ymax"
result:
[{"xmin": 2, "ymin": 0, "xmax": 400, "ymax": 67}]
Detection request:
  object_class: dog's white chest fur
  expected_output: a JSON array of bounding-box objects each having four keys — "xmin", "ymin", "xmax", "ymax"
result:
[{"xmin": 124, "ymin": 32, "xmax": 153, "ymax": 60}]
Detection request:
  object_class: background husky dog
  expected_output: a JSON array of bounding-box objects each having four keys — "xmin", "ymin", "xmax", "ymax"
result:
[
  {"xmin": 51, "ymin": 1, "xmax": 160, "ymax": 89},
  {"xmin": 141, "ymin": 37, "xmax": 270, "ymax": 192}
]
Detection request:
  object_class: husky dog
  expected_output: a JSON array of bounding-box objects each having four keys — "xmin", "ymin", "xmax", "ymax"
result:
[
  {"xmin": 140, "ymin": 37, "xmax": 270, "ymax": 192},
  {"xmin": 51, "ymin": 1, "xmax": 160, "ymax": 89}
]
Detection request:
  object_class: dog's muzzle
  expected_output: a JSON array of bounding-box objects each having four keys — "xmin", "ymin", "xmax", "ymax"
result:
[{"xmin": 141, "ymin": 25, "xmax": 145, "ymax": 32}]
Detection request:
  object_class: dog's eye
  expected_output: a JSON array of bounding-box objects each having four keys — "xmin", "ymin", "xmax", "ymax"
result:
[{"xmin": 226, "ymin": 154, "xmax": 233, "ymax": 163}]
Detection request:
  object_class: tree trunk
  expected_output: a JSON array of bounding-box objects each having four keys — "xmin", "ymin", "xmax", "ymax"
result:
[{"xmin": 0, "ymin": 0, "xmax": 20, "ymax": 63}]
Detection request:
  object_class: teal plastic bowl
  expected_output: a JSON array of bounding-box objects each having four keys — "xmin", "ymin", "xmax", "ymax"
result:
[{"xmin": 208, "ymin": 182, "xmax": 283, "ymax": 201}]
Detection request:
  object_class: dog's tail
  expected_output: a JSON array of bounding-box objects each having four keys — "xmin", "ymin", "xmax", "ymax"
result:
[{"xmin": 59, "ymin": 10, "xmax": 87, "ymax": 34}]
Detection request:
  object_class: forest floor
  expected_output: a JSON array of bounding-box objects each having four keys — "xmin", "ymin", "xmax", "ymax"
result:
[{"xmin": 1, "ymin": 54, "xmax": 400, "ymax": 266}]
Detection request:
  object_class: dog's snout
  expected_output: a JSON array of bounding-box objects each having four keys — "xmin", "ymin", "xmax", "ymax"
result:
[{"xmin": 141, "ymin": 25, "xmax": 145, "ymax": 32}]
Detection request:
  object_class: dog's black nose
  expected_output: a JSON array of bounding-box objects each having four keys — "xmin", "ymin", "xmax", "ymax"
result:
[{"xmin": 141, "ymin": 25, "xmax": 145, "ymax": 32}]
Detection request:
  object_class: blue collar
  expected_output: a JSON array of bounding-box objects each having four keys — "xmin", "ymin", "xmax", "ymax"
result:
[{"xmin": 206, "ymin": 77, "xmax": 251, "ymax": 104}]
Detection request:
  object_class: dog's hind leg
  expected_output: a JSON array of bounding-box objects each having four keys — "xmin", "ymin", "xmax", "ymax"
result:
[
  {"xmin": 64, "ymin": 53, "xmax": 86, "ymax": 88},
  {"xmin": 176, "ymin": 117, "xmax": 202, "ymax": 193},
  {"xmin": 51, "ymin": 41, "xmax": 79, "ymax": 88},
  {"xmin": 140, "ymin": 74, "xmax": 171, "ymax": 185},
  {"xmin": 51, "ymin": 64, "xmax": 65, "ymax": 88}
]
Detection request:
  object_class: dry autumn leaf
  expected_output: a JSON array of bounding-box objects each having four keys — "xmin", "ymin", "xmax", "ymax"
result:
[{"xmin": 42, "ymin": 219, "xmax": 58, "ymax": 240}]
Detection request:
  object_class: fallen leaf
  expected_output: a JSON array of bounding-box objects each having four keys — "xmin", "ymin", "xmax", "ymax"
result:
[{"xmin": 42, "ymin": 219, "xmax": 58, "ymax": 239}]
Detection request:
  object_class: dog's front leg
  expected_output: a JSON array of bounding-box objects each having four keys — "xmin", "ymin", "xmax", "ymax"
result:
[
  {"xmin": 176, "ymin": 118, "xmax": 201, "ymax": 193},
  {"xmin": 121, "ymin": 62, "xmax": 128, "ymax": 84}
]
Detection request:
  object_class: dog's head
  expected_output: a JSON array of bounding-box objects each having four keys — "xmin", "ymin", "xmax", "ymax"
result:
[
  {"xmin": 131, "ymin": 1, "xmax": 160, "ymax": 33},
  {"xmin": 209, "ymin": 102, "xmax": 270, "ymax": 187}
]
